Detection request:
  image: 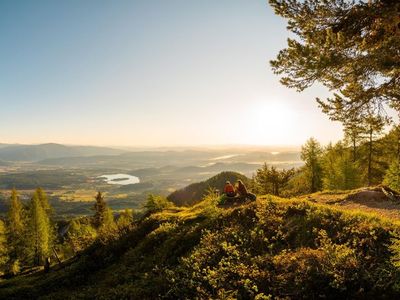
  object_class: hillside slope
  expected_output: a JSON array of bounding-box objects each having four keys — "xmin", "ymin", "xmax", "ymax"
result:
[
  {"xmin": 2, "ymin": 195, "xmax": 400, "ymax": 299},
  {"xmin": 167, "ymin": 171, "xmax": 251, "ymax": 206}
]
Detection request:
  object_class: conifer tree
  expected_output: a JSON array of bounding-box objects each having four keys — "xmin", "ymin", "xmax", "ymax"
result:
[
  {"xmin": 343, "ymin": 117, "xmax": 364, "ymax": 163},
  {"xmin": 301, "ymin": 138, "xmax": 323, "ymax": 192},
  {"xmin": 269, "ymin": 0, "xmax": 400, "ymax": 118},
  {"xmin": 93, "ymin": 192, "xmax": 115, "ymax": 230},
  {"xmin": 28, "ymin": 191, "xmax": 53, "ymax": 266},
  {"xmin": 254, "ymin": 163, "xmax": 272, "ymax": 195},
  {"xmin": 7, "ymin": 189, "xmax": 27, "ymax": 273},
  {"xmin": 362, "ymin": 114, "xmax": 386, "ymax": 186},
  {"xmin": 0, "ymin": 220, "xmax": 8, "ymax": 273},
  {"xmin": 254, "ymin": 163, "xmax": 295, "ymax": 196},
  {"xmin": 322, "ymin": 143, "xmax": 361, "ymax": 190},
  {"xmin": 383, "ymin": 160, "xmax": 400, "ymax": 192},
  {"xmin": 36, "ymin": 187, "xmax": 51, "ymax": 215}
]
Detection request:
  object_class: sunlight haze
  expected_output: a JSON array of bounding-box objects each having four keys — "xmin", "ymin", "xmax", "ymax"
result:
[{"xmin": 0, "ymin": 0, "xmax": 343, "ymax": 146}]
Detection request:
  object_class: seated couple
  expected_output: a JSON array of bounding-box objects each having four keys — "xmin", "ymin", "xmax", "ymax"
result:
[{"xmin": 224, "ymin": 180, "xmax": 256, "ymax": 201}]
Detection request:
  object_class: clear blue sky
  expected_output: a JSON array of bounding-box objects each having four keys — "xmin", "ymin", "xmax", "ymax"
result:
[{"xmin": 0, "ymin": 0, "xmax": 343, "ymax": 147}]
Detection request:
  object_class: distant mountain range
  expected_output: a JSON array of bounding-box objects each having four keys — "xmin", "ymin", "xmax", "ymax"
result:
[{"xmin": 0, "ymin": 143, "xmax": 125, "ymax": 162}]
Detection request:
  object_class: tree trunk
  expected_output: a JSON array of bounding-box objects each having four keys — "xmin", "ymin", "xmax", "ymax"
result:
[
  {"xmin": 311, "ymin": 172, "xmax": 315, "ymax": 193},
  {"xmin": 368, "ymin": 128, "xmax": 373, "ymax": 186}
]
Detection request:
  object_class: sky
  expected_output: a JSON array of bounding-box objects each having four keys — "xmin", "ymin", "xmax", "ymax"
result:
[{"xmin": 0, "ymin": 0, "xmax": 344, "ymax": 147}]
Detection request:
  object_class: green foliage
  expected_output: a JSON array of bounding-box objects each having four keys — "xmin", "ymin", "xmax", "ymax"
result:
[
  {"xmin": 35, "ymin": 187, "xmax": 51, "ymax": 213},
  {"xmin": 0, "ymin": 220, "xmax": 8, "ymax": 272},
  {"xmin": 254, "ymin": 163, "xmax": 295, "ymax": 196},
  {"xmin": 269, "ymin": 0, "xmax": 400, "ymax": 117},
  {"xmin": 144, "ymin": 194, "xmax": 173, "ymax": 214},
  {"xmin": 116, "ymin": 209, "xmax": 134, "ymax": 232},
  {"xmin": 27, "ymin": 190, "xmax": 54, "ymax": 266},
  {"xmin": 301, "ymin": 138, "xmax": 324, "ymax": 192},
  {"xmin": 384, "ymin": 160, "xmax": 400, "ymax": 192},
  {"xmin": 282, "ymin": 168, "xmax": 311, "ymax": 196},
  {"xmin": 6, "ymin": 189, "xmax": 27, "ymax": 273},
  {"xmin": 65, "ymin": 219, "xmax": 97, "ymax": 254},
  {"xmin": 322, "ymin": 142, "xmax": 361, "ymax": 190},
  {"xmin": 93, "ymin": 192, "xmax": 113, "ymax": 228},
  {"xmin": 2, "ymin": 196, "xmax": 400, "ymax": 299}
]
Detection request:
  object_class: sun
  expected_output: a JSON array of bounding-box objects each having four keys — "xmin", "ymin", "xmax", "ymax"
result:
[{"xmin": 240, "ymin": 100, "xmax": 296, "ymax": 145}]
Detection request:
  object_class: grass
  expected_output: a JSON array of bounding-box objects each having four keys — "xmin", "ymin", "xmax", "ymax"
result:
[{"xmin": 2, "ymin": 192, "xmax": 400, "ymax": 299}]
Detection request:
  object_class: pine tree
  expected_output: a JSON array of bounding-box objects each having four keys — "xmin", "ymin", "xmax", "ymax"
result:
[
  {"xmin": 322, "ymin": 143, "xmax": 361, "ymax": 190},
  {"xmin": 343, "ymin": 118, "xmax": 364, "ymax": 163},
  {"xmin": 93, "ymin": 192, "xmax": 116, "ymax": 234},
  {"xmin": 28, "ymin": 191, "xmax": 53, "ymax": 266},
  {"xmin": 269, "ymin": 0, "xmax": 400, "ymax": 117},
  {"xmin": 254, "ymin": 163, "xmax": 295, "ymax": 196},
  {"xmin": 254, "ymin": 163, "xmax": 273, "ymax": 195},
  {"xmin": 361, "ymin": 114, "xmax": 386, "ymax": 186},
  {"xmin": 301, "ymin": 138, "xmax": 323, "ymax": 193},
  {"xmin": 7, "ymin": 189, "xmax": 27, "ymax": 273},
  {"xmin": 383, "ymin": 160, "xmax": 400, "ymax": 192},
  {"xmin": 0, "ymin": 220, "xmax": 8, "ymax": 273},
  {"xmin": 36, "ymin": 187, "xmax": 51, "ymax": 215},
  {"xmin": 93, "ymin": 192, "xmax": 107, "ymax": 228}
]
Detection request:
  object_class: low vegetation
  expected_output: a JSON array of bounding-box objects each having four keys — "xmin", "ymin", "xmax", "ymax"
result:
[{"xmin": 2, "ymin": 192, "xmax": 400, "ymax": 299}]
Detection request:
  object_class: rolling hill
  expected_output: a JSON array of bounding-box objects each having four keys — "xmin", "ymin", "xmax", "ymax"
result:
[{"xmin": 1, "ymin": 194, "xmax": 400, "ymax": 299}]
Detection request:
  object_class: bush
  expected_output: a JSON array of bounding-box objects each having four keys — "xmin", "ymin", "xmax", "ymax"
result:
[{"xmin": 143, "ymin": 194, "xmax": 173, "ymax": 214}]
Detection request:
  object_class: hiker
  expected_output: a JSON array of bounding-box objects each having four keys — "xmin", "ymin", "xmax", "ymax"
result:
[
  {"xmin": 224, "ymin": 181, "xmax": 236, "ymax": 197},
  {"xmin": 236, "ymin": 180, "xmax": 256, "ymax": 201}
]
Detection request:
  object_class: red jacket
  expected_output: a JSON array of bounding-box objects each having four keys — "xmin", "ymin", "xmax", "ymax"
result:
[{"xmin": 224, "ymin": 183, "xmax": 235, "ymax": 194}]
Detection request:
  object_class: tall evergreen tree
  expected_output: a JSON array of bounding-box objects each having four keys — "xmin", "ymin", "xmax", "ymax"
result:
[
  {"xmin": 343, "ymin": 117, "xmax": 364, "ymax": 163},
  {"xmin": 36, "ymin": 187, "xmax": 51, "ymax": 215},
  {"xmin": 361, "ymin": 114, "xmax": 386, "ymax": 186},
  {"xmin": 301, "ymin": 138, "xmax": 324, "ymax": 192},
  {"xmin": 322, "ymin": 143, "xmax": 361, "ymax": 190},
  {"xmin": 93, "ymin": 192, "xmax": 115, "ymax": 230},
  {"xmin": 28, "ymin": 191, "xmax": 53, "ymax": 266},
  {"xmin": 7, "ymin": 189, "xmax": 26, "ymax": 273},
  {"xmin": 0, "ymin": 220, "xmax": 8, "ymax": 273}
]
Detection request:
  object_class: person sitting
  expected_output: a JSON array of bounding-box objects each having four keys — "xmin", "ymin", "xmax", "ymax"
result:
[
  {"xmin": 236, "ymin": 180, "xmax": 256, "ymax": 201},
  {"xmin": 224, "ymin": 181, "xmax": 236, "ymax": 197}
]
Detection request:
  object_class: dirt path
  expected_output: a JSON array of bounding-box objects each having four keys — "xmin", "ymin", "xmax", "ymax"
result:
[{"xmin": 303, "ymin": 187, "xmax": 400, "ymax": 221}]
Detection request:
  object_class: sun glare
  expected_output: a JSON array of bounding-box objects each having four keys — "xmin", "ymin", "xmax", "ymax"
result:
[{"xmin": 242, "ymin": 101, "xmax": 296, "ymax": 145}]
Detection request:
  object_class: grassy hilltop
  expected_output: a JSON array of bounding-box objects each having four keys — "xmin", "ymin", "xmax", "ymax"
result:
[{"xmin": 2, "ymin": 191, "xmax": 400, "ymax": 299}]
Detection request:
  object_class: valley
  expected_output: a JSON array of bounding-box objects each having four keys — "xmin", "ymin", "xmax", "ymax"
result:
[{"xmin": 0, "ymin": 144, "xmax": 302, "ymax": 219}]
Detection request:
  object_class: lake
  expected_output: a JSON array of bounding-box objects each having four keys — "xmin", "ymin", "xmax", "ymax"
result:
[{"xmin": 99, "ymin": 174, "xmax": 140, "ymax": 185}]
